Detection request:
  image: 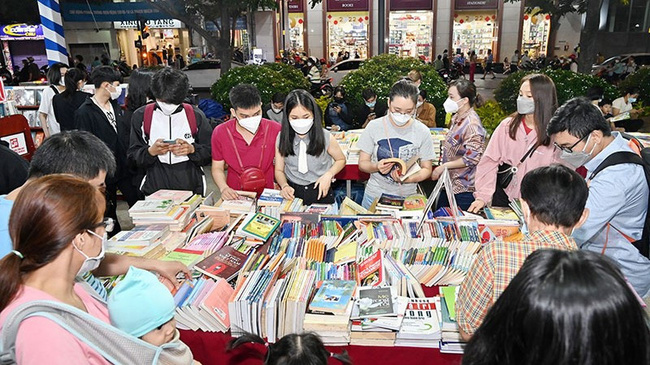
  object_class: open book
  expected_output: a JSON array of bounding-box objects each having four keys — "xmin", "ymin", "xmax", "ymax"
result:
[{"xmin": 384, "ymin": 155, "xmax": 421, "ymax": 182}]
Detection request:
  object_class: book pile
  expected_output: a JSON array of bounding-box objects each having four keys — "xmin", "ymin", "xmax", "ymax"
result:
[
  {"xmin": 236, "ymin": 212, "xmax": 281, "ymax": 242},
  {"xmin": 438, "ymin": 286, "xmax": 466, "ymax": 354},
  {"xmin": 303, "ymin": 280, "xmax": 357, "ymax": 345},
  {"xmin": 128, "ymin": 199, "xmax": 192, "ymax": 231},
  {"xmin": 194, "ymin": 245, "xmax": 249, "ymax": 282},
  {"xmin": 219, "ymin": 191, "xmax": 257, "ymax": 214},
  {"xmin": 429, "ymin": 128, "xmax": 448, "ymax": 165},
  {"xmin": 146, "ymin": 189, "xmax": 194, "ymax": 204},
  {"xmin": 395, "ymin": 297, "xmax": 442, "ymax": 348},
  {"xmin": 349, "ymin": 286, "xmax": 409, "ymax": 347},
  {"xmin": 173, "ymin": 277, "xmax": 234, "ymax": 332},
  {"xmin": 107, "ymin": 224, "xmax": 171, "ymax": 258}
]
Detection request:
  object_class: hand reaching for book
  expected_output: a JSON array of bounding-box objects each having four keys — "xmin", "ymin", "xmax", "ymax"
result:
[
  {"xmin": 314, "ymin": 172, "xmax": 333, "ymax": 199},
  {"xmin": 468, "ymin": 199, "xmax": 486, "ymax": 214},
  {"xmin": 280, "ymin": 184, "xmax": 295, "ymax": 200},
  {"xmin": 152, "ymin": 260, "xmax": 191, "ymax": 288},
  {"xmin": 377, "ymin": 159, "xmax": 394, "ymax": 174}
]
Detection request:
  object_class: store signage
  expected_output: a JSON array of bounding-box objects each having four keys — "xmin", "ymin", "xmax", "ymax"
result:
[
  {"xmin": 455, "ymin": 0, "xmax": 498, "ymax": 10},
  {"xmin": 1, "ymin": 133, "xmax": 28, "ymax": 156},
  {"xmin": 113, "ymin": 19, "xmax": 182, "ymax": 29},
  {"xmin": 327, "ymin": 0, "xmax": 369, "ymax": 11},
  {"xmin": 61, "ymin": 2, "xmax": 174, "ymax": 22},
  {"xmin": 205, "ymin": 17, "xmax": 248, "ymax": 31},
  {"xmin": 288, "ymin": 0, "xmax": 304, "ymax": 13},
  {"xmin": 0, "ymin": 24, "xmax": 44, "ymax": 41},
  {"xmin": 390, "ymin": 0, "xmax": 433, "ymax": 11}
]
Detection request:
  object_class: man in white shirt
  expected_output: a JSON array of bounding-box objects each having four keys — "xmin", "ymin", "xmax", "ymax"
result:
[{"xmin": 612, "ymin": 87, "xmax": 643, "ymax": 132}]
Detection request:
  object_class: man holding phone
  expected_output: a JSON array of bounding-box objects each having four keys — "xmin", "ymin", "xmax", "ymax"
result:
[
  {"xmin": 358, "ymin": 88, "xmax": 388, "ymax": 128},
  {"xmin": 129, "ymin": 68, "xmax": 212, "ymax": 196}
]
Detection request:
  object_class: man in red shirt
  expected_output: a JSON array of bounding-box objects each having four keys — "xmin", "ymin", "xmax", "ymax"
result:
[{"xmin": 211, "ymin": 84, "xmax": 282, "ymax": 200}]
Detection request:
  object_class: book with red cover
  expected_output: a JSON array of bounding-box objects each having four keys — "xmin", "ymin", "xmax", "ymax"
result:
[
  {"xmin": 194, "ymin": 246, "xmax": 249, "ymax": 281},
  {"xmin": 358, "ymin": 250, "xmax": 384, "ymax": 287}
]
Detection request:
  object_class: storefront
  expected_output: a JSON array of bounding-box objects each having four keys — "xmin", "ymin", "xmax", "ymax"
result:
[
  {"xmin": 452, "ymin": 0, "xmax": 498, "ymax": 60},
  {"xmin": 521, "ymin": 12, "xmax": 551, "ymax": 58},
  {"xmin": 326, "ymin": 0, "xmax": 370, "ymax": 59},
  {"xmin": 1, "ymin": 24, "xmax": 47, "ymax": 74},
  {"xmin": 288, "ymin": 0, "xmax": 306, "ymax": 53},
  {"xmin": 388, "ymin": 0, "xmax": 434, "ymax": 61},
  {"xmin": 114, "ymin": 19, "xmax": 189, "ymax": 68}
]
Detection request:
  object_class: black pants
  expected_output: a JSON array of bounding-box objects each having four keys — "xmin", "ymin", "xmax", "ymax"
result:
[
  {"xmin": 289, "ymin": 180, "xmax": 335, "ymax": 206},
  {"xmin": 106, "ymin": 175, "xmax": 141, "ymax": 235},
  {"xmin": 615, "ymin": 119, "xmax": 644, "ymax": 132}
]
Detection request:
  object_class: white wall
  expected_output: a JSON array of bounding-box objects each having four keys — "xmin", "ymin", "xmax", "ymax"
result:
[
  {"xmin": 436, "ymin": 0, "xmax": 452, "ymax": 57},
  {"xmin": 371, "ymin": 2, "xmax": 379, "ymax": 56},
  {"xmin": 499, "ymin": 1, "xmax": 522, "ymax": 62},
  {"xmin": 306, "ymin": 5, "xmax": 325, "ymax": 59},
  {"xmin": 255, "ymin": 11, "xmax": 275, "ymax": 62},
  {"xmin": 554, "ymin": 12, "xmax": 582, "ymax": 57}
]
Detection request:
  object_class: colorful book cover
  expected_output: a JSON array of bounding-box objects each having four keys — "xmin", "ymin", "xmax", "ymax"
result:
[
  {"xmin": 129, "ymin": 199, "xmax": 174, "ymax": 214},
  {"xmin": 242, "ymin": 213, "xmax": 281, "ymax": 241},
  {"xmin": 483, "ymin": 206, "xmax": 519, "ymax": 221},
  {"xmin": 400, "ymin": 297, "xmax": 441, "ymax": 336},
  {"xmin": 358, "ymin": 250, "xmax": 384, "ymax": 287},
  {"xmin": 404, "ymin": 194, "xmax": 427, "ymax": 211},
  {"xmin": 161, "ymin": 248, "xmax": 204, "ymax": 268},
  {"xmin": 309, "ymin": 280, "xmax": 357, "ymax": 314},
  {"xmin": 146, "ymin": 189, "xmax": 193, "ymax": 204},
  {"xmin": 195, "ymin": 246, "xmax": 249, "ymax": 281},
  {"xmin": 378, "ymin": 193, "xmax": 406, "ymax": 208},
  {"xmin": 358, "ymin": 287, "xmax": 394, "ymax": 317}
]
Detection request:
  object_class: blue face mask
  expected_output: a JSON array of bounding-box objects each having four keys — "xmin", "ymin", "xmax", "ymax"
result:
[
  {"xmin": 366, "ymin": 101, "xmax": 376, "ymax": 108},
  {"xmin": 629, "ymin": 97, "xmax": 637, "ymax": 103}
]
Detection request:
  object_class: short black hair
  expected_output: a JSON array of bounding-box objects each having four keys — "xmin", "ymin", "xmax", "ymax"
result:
[
  {"xmin": 389, "ymin": 79, "xmax": 419, "ymax": 104},
  {"xmin": 599, "ymin": 98, "xmax": 613, "ymax": 107},
  {"xmin": 333, "ymin": 86, "xmax": 346, "ymax": 98},
  {"xmin": 229, "ymin": 84, "xmax": 262, "ymax": 110},
  {"xmin": 75, "ymin": 55, "xmax": 83, "ymax": 62},
  {"xmin": 585, "ymin": 86, "xmax": 604, "ymax": 101},
  {"xmin": 47, "ymin": 63, "xmax": 68, "ymax": 86},
  {"xmin": 61, "ymin": 68, "xmax": 87, "ymax": 99},
  {"xmin": 29, "ymin": 131, "xmax": 116, "ymax": 179},
  {"xmin": 89, "ymin": 66, "xmax": 121, "ymax": 89},
  {"xmin": 419, "ymin": 89, "xmax": 428, "ymax": 100},
  {"xmin": 126, "ymin": 68, "xmax": 155, "ymax": 111},
  {"xmin": 361, "ymin": 87, "xmax": 377, "ymax": 101},
  {"xmin": 271, "ymin": 92, "xmax": 286, "ymax": 104},
  {"xmin": 520, "ymin": 164, "xmax": 588, "ymax": 228},
  {"xmin": 151, "ymin": 67, "xmax": 189, "ymax": 104},
  {"xmin": 625, "ymin": 87, "xmax": 640, "ymax": 96},
  {"xmin": 547, "ymin": 97, "xmax": 611, "ymax": 139}
]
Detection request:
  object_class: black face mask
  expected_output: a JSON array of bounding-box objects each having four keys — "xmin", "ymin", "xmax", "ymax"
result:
[{"xmin": 334, "ymin": 97, "xmax": 344, "ymax": 103}]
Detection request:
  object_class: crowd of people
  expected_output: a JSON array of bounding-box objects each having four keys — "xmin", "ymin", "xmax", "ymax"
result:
[{"xmin": 0, "ymin": 62, "xmax": 648, "ymax": 364}]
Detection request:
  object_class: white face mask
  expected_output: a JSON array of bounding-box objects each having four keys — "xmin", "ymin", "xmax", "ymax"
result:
[
  {"xmin": 74, "ymin": 230, "xmax": 106, "ymax": 276},
  {"xmin": 416, "ymin": 101, "xmax": 424, "ymax": 108},
  {"xmin": 271, "ymin": 107, "xmax": 282, "ymax": 114},
  {"xmin": 108, "ymin": 85, "xmax": 122, "ymax": 100},
  {"xmin": 443, "ymin": 98, "xmax": 459, "ymax": 114},
  {"xmin": 59, "ymin": 79, "xmax": 66, "ymax": 86},
  {"xmin": 391, "ymin": 111, "xmax": 412, "ymax": 126},
  {"xmin": 289, "ymin": 118, "xmax": 314, "ymax": 135},
  {"xmin": 560, "ymin": 134, "xmax": 598, "ymax": 168},
  {"xmin": 238, "ymin": 114, "xmax": 263, "ymax": 134},
  {"xmin": 517, "ymin": 96, "xmax": 535, "ymax": 115},
  {"xmin": 157, "ymin": 101, "xmax": 180, "ymax": 116}
]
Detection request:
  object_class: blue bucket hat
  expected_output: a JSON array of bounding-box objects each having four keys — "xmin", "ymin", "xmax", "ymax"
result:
[{"xmin": 107, "ymin": 266, "xmax": 176, "ymax": 338}]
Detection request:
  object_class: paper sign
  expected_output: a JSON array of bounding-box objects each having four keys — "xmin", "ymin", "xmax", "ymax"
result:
[{"xmin": 1, "ymin": 133, "xmax": 27, "ymax": 155}]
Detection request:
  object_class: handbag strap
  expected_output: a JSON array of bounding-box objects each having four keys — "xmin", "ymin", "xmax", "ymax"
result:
[
  {"xmin": 382, "ymin": 119, "xmax": 395, "ymax": 159},
  {"xmin": 226, "ymin": 122, "xmax": 269, "ymax": 169},
  {"xmin": 518, "ymin": 143, "xmax": 538, "ymax": 165}
]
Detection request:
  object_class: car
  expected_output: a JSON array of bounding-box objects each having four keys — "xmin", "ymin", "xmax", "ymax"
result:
[
  {"xmin": 329, "ymin": 59, "xmax": 364, "ymax": 86},
  {"xmin": 591, "ymin": 53, "xmax": 650, "ymax": 76},
  {"xmin": 182, "ymin": 59, "xmax": 245, "ymax": 90}
]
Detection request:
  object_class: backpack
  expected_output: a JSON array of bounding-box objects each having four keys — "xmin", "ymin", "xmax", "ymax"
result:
[
  {"xmin": 143, "ymin": 103, "xmax": 197, "ymax": 140},
  {"xmin": 0, "ymin": 300, "xmax": 194, "ymax": 365},
  {"xmin": 588, "ymin": 133, "xmax": 650, "ymax": 258}
]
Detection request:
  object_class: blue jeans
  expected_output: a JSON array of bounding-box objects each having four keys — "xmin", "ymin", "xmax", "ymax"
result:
[{"xmin": 436, "ymin": 191, "xmax": 475, "ymax": 211}]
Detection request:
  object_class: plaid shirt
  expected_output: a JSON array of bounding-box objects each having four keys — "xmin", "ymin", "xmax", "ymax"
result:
[{"xmin": 456, "ymin": 230, "xmax": 577, "ymax": 335}]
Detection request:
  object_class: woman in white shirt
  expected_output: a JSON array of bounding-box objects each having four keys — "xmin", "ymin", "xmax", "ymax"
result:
[{"xmin": 38, "ymin": 63, "xmax": 68, "ymax": 138}]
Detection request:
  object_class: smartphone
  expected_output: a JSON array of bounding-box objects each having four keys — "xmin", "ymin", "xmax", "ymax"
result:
[{"xmin": 163, "ymin": 139, "xmax": 177, "ymax": 144}]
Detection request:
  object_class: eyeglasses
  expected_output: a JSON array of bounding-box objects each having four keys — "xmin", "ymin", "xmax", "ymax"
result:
[
  {"xmin": 554, "ymin": 133, "xmax": 589, "ymax": 154},
  {"xmin": 93, "ymin": 217, "xmax": 115, "ymax": 233}
]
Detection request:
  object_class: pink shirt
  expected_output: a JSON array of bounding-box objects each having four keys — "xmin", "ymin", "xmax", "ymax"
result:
[
  {"xmin": 0, "ymin": 284, "xmax": 111, "ymax": 365},
  {"xmin": 474, "ymin": 117, "xmax": 563, "ymax": 203},
  {"xmin": 211, "ymin": 118, "xmax": 281, "ymax": 190}
]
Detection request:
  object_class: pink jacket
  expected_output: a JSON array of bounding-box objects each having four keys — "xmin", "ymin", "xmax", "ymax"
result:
[{"xmin": 474, "ymin": 117, "xmax": 563, "ymax": 203}]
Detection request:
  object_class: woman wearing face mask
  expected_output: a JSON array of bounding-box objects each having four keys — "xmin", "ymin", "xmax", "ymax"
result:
[
  {"xmin": 432, "ymin": 79, "xmax": 486, "ymax": 210},
  {"xmin": 325, "ymin": 86, "xmax": 354, "ymax": 131},
  {"xmin": 38, "ymin": 62, "xmax": 68, "ymax": 138},
  {"xmin": 52, "ymin": 68, "xmax": 90, "ymax": 132},
  {"xmin": 358, "ymin": 80, "xmax": 436, "ymax": 209},
  {"xmin": 275, "ymin": 90, "xmax": 346, "ymax": 205},
  {"xmin": 0, "ymin": 175, "xmax": 113, "ymax": 364},
  {"xmin": 415, "ymin": 89, "xmax": 437, "ymax": 127},
  {"xmin": 468, "ymin": 74, "xmax": 561, "ymax": 213}
]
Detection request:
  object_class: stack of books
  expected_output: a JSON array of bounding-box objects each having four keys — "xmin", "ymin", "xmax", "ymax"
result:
[
  {"xmin": 194, "ymin": 245, "xmax": 249, "ymax": 282},
  {"xmin": 173, "ymin": 277, "xmax": 234, "ymax": 332},
  {"xmin": 303, "ymin": 280, "xmax": 357, "ymax": 345},
  {"xmin": 107, "ymin": 224, "xmax": 171, "ymax": 257},
  {"xmin": 349, "ymin": 286, "xmax": 408, "ymax": 347},
  {"xmin": 395, "ymin": 297, "xmax": 442, "ymax": 348},
  {"xmin": 438, "ymin": 286, "xmax": 466, "ymax": 354},
  {"xmin": 235, "ymin": 212, "xmax": 281, "ymax": 242},
  {"xmin": 128, "ymin": 199, "xmax": 192, "ymax": 231},
  {"xmin": 219, "ymin": 191, "xmax": 257, "ymax": 214}
]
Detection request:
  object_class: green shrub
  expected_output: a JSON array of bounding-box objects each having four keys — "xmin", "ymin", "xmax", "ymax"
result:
[
  {"xmin": 315, "ymin": 95, "xmax": 331, "ymax": 123},
  {"xmin": 494, "ymin": 69, "xmax": 618, "ymax": 113},
  {"xmin": 339, "ymin": 54, "xmax": 448, "ymax": 126},
  {"xmin": 475, "ymin": 100, "xmax": 509, "ymax": 135},
  {"xmin": 619, "ymin": 67, "xmax": 650, "ymax": 104},
  {"xmin": 211, "ymin": 63, "xmax": 310, "ymax": 109}
]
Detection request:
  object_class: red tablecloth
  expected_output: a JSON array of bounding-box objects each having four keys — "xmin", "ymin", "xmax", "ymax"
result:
[
  {"xmin": 179, "ymin": 286, "xmax": 461, "ymax": 365},
  {"xmin": 336, "ymin": 164, "xmax": 370, "ymax": 181},
  {"xmin": 180, "ymin": 330, "xmax": 462, "ymax": 365}
]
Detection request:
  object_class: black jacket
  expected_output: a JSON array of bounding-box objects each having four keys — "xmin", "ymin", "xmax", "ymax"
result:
[
  {"xmin": 324, "ymin": 100, "xmax": 354, "ymax": 128},
  {"xmin": 357, "ymin": 99, "xmax": 388, "ymax": 126},
  {"xmin": 53, "ymin": 91, "xmax": 91, "ymax": 131},
  {"xmin": 0, "ymin": 141, "xmax": 28, "ymax": 195},
  {"xmin": 128, "ymin": 103, "xmax": 212, "ymax": 195},
  {"xmin": 74, "ymin": 97, "xmax": 130, "ymax": 184}
]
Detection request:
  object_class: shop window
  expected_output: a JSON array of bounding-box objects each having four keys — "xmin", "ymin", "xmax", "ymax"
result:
[
  {"xmin": 521, "ymin": 13, "xmax": 551, "ymax": 58},
  {"xmin": 452, "ymin": 11, "xmax": 497, "ymax": 59},
  {"xmin": 388, "ymin": 11, "xmax": 433, "ymax": 62},
  {"xmin": 628, "ymin": 0, "xmax": 650, "ymax": 32},
  {"xmin": 288, "ymin": 13, "xmax": 305, "ymax": 52},
  {"xmin": 327, "ymin": 12, "xmax": 369, "ymax": 59}
]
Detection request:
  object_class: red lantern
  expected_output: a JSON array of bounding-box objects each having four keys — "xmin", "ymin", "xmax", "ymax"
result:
[
  {"xmin": 459, "ymin": 19, "xmax": 464, "ymax": 24},
  {"xmin": 298, "ymin": 19, "xmax": 303, "ymax": 24},
  {"xmin": 454, "ymin": 13, "xmax": 458, "ymax": 18},
  {"xmin": 365, "ymin": 16, "xmax": 368, "ymax": 20},
  {"xmin": 545, "ymin": 14, "xmax": 551, "ymax": 20},
  {"xmin": 524, "ymin": 15, "xmax": 529, "ymax": 20},
  {"xmin": 333, "ymin": 20, "xmax": 338, "ymax": 25},
  {"xmin": 358, "ymin": 17, "xmax": 363, "ymax": 22},
  {"xmin": 492, "ymin": 15, "xmax": 496, "ymax": 20},
  {"xmin": 328, "ymin": 14, "xmax": 332, "ymax": 19},
  {"xmin": 485, "ymin": 16, "xmax": 490, "ymax": 21}
]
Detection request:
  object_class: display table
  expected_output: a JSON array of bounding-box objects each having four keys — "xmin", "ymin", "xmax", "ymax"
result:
[
  {"xmin": 335, "ymin": 164, "xmax": 370, "ymax": 197},
  {"xmin": 179, "ymin": 330, "xmax": 462, "ymax": 365}
]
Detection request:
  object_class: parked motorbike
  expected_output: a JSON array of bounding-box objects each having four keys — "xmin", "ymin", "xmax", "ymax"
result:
[
  {"xmin": 310, "ymin": 78, "xmax": 334, "ymax": 98},
  {"xmin": 438, "ymin": 63, "xmax": 464, "ymax": 84}
]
